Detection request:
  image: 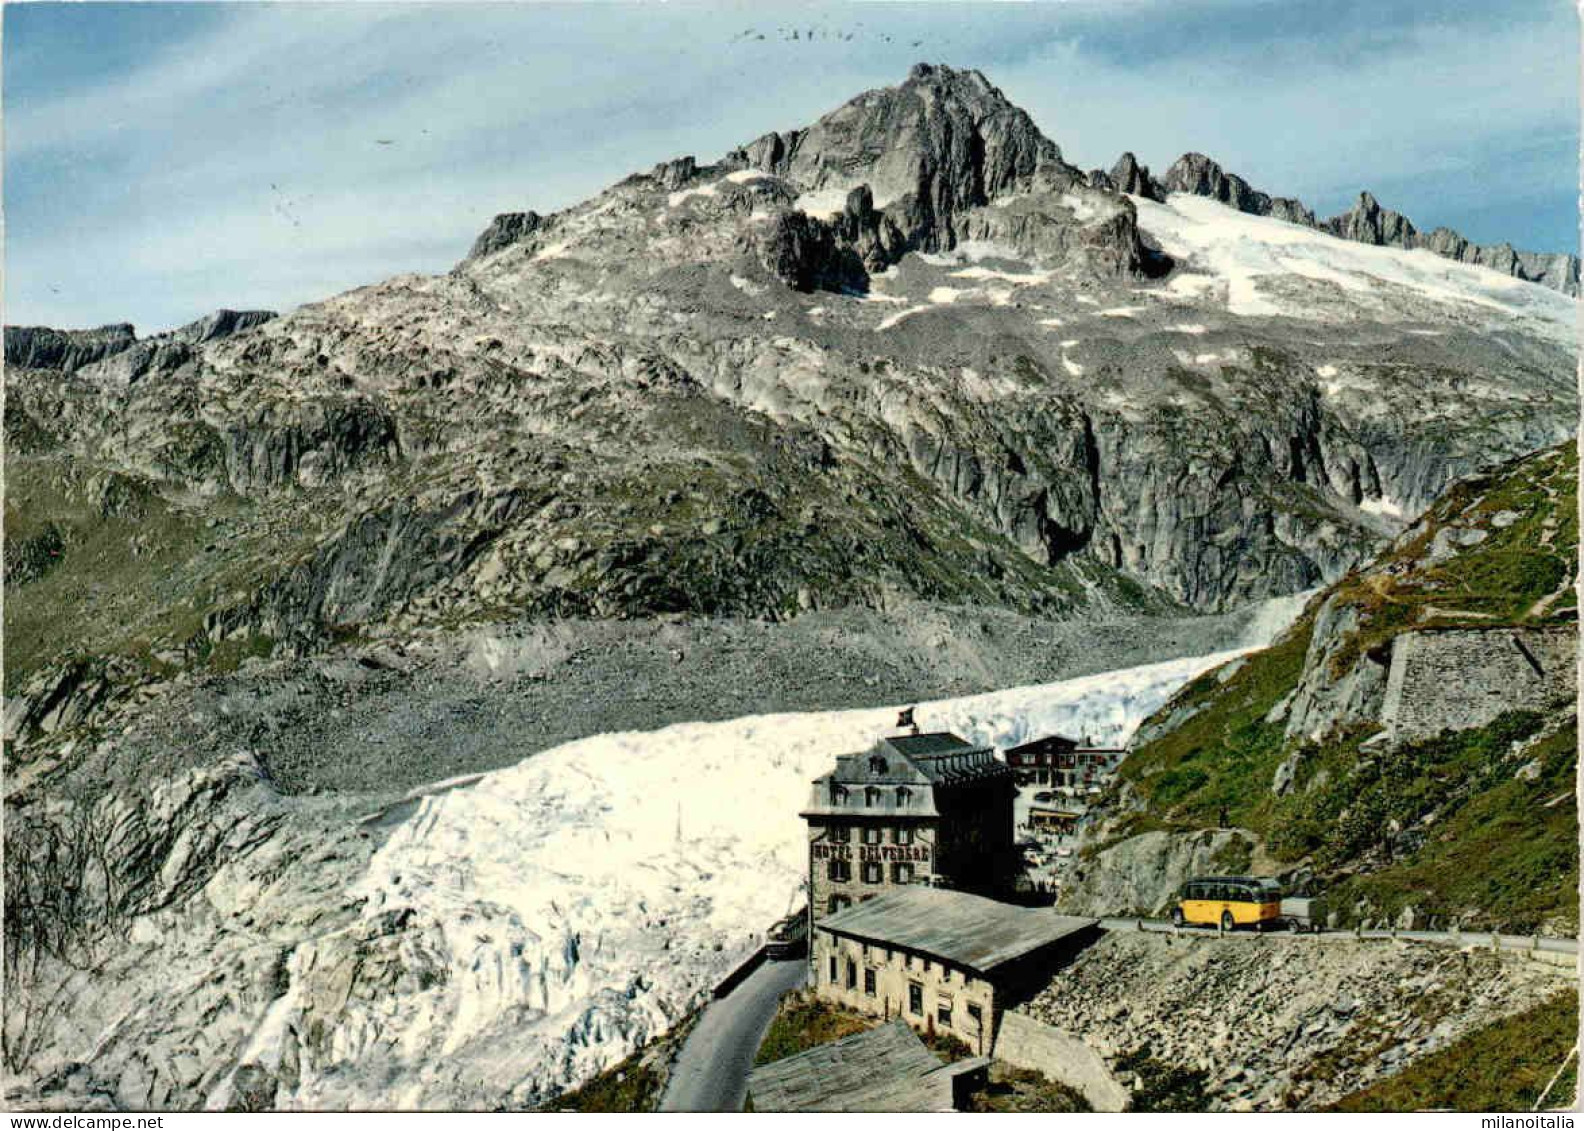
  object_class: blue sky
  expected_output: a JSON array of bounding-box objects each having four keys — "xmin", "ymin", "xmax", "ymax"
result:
[{"xmin": 5, "ymin": 0, "xmax": 1578, "ymax": 332}]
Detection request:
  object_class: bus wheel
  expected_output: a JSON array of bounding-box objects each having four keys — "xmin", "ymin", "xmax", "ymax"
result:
[
  {"xmin": 1220, "ymin": 910, "xmax": 1235, "ymax": 933},
  {"xmin": 1171, "ymin": 907, "xmax": 1185, "ymax": 928}
]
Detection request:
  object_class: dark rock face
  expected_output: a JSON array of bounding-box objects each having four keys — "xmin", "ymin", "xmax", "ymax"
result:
[
  {"xmin": 5, "ymin": 323, "xmax": 137, "ymax": 371},
  {"xmin": 222, "ymin": 398, "xmax": 401, "ymax": 495},
  {"xmin": 1324, "ymin": 191, "xmax": 1416, "ymax": 247},
  {"xmin": 649, "ymin": 155, "xmax": 697, "ymax": 190},
  {"xmin": 5, "ymin": 313, "xmax": 273, "ymax": 376},
  {"xmin": 757, "ymin": 210, "xmax": 868, "ymax": 291},
  {"xmin": 1109, "ymin": 152, "xmax": 1163, "ymax": 201},
  {"xmin": 1154, "ymin": 154, "xmax": 1580, "ymax": 296},
  {"xmin": 1163, "ymin": 152, "xmax": 1271, "ymax": 215},
  {"xmin": 1085, "ymin": 167, "xmax": 1116, "ymax": 192},
  {"xmin": 208, "ymin": 489, "xmax": 527, "ymax": 654},
  {"xmin": 1267, "ymin": 196, "xmax": 1316, "ymax": 227},
  {"xmin": 829, "ymin": 184, "xmax": 911, "ymax": 273},
  {"xmin": 466, "ymin": 210, "xmax": 547, "ymax": 259}
]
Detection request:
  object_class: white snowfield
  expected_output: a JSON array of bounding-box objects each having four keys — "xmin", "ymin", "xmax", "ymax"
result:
[
  {"xmin": 1133, "ymin": 194, "xmax": 1578, "ymax": 345},
  {"xmin": 252, "ymin": 599, "xmax": 1310, "ymax": 1109}
]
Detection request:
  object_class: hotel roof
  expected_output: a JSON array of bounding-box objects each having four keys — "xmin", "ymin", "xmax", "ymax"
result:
[{"xmin": 816, "ymin": 887, "xmax": 1098, "ymax": 974}]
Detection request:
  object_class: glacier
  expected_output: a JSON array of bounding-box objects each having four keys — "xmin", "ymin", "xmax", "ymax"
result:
[{"xmin": 250, "ymin": 602, "xmax": 1310, "ymax": 1109}]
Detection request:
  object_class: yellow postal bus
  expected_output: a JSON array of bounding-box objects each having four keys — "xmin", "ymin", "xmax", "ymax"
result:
[{"xmin": 1171, "ymin": 876, "xmax": 1283, "ymax": 931}]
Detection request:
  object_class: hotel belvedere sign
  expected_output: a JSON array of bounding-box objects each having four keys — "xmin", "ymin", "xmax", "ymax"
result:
[{"xmin": 812, "ymin": 843, "xmax": 930, "ymax": 863}]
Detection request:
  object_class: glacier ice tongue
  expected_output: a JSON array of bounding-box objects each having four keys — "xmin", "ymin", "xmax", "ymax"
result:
[{"xmin": 311, "ymin": 641, "xmax": 1277, "ymax": 1106}]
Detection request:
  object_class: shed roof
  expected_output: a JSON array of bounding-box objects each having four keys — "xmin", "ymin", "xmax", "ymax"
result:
[
  {"xmin": 747, "ymin": 1020, "xmax": 967, "ymax": 1112},
  {"xmin": 883, "ymin": 732, "xmax": 977, "ymax": 758},
  {"xmin": 816, "ymin": 887, "xmax": 1098, "ymax": 974}
]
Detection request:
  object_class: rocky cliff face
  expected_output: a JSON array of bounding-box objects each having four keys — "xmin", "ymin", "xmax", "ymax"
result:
[{"xmin": 1140, "ymin": 152, "xmax": 1579, "ymax": 296}]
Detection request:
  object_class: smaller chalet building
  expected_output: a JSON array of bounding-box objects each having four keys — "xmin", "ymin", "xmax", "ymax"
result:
[
  {"xmin": 801, "ymin": 732, "xmax": 1016, "ymax": 924},
  {"xmin": 812, "ymin": 887, "xmax": 1099, "ymax": 1054},
  {"xmin": 1006, "ymin": 735, "xmax": 1124, "ymax": 789}
]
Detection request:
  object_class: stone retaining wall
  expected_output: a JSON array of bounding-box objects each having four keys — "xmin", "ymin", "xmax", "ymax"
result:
[
  {"xmin": 992, "ymin": 1011, "xmax": 1129, "ymax": 1112},
  {"xmin": 1381, "ymin": 626, "xmax": 1576, "ymax": 742}
]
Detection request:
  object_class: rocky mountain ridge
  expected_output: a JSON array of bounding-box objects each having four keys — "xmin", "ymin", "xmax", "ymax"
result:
[
  {"xmin": 1087, "ymin": 151, "xmax": 1579, "ymax": 295},
  {"xmin": 6, "ymin": 65, "xmax": 1575, "ymax": 758}
]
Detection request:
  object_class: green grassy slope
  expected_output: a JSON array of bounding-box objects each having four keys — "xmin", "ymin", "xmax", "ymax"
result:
[
  {"xmin": 1112, "ymin": 442, "xmax": 1578, "ymax": 932},
  {"xmin": 1328, "ymin": 988, "xmax": 1578, "ymax": 1112}
]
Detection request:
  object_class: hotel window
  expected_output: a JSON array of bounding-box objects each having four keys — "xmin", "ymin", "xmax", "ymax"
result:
[
  {"xmin": 908, "ymin": 983, "xmax": 923, "ymax": 1015},
  {"xmin": 828, "ymin": 955, "xmax": 838, "ymax": 983},
  {"xmin": 865, "ymin": 786, "xmax": 882, "ymax": 807},
  {"xmin": 895, "ymin": 826, "xmax": 913, "ymax": 845},
  {"xmin": 862, "ymin": 826, "xmax": 882, "ymax": 845},
  {"xmin": 828, "ymin": 860, "xmax": 850, "ymax": 882},
  {"xmin": 938, "ymin": 1001, "xmax": 953, "ymax": 1028},
  {"xmin": 967, "ymin": 1004, "xmax": 983, "ymax": 1027},
  {"xmin": 905, "ymin": 954, "xmax": 913, "ymax": 970},
  {"xmin": 892, "ymin": 862, "xmax": 913, "ymax": 884},
  {"xmin": 829, "ymin": 825, "xmax": 849, "ymax": 844},
  {"xmin": 924, "ymin": 959, "xmax": 931, "ymax": 973},
  {"xmin": 830, "ymin": 783, "xmax": 848, "ymax": 806},
  {"xmin": 828, "ymin": 895, "xmax": 850, "ymax": 914},
  {"xmin": 864, "ymin": 969, "xmax": 876, "ymax": 996},
  {"xmin": 846, "ymin": 960, "xmax": 857, "ymax": 990},
  {"xmin": 895, "ymin": 786, "xmax": 911, "ymax": 807},
  {"xmin": 862, "ymin": 862, "xmax": 882, "ymax": 884}
]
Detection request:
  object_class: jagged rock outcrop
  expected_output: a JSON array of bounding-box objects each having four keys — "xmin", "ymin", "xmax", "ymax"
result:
[
  {"xmin": 172, "ymin": 309, "xmax": 276, "ymax": 344},
  {"xmin": 466, "ymin": 210, "xmax": 549, "ymax": 260},
  {"xmin": 3, "ymin": 659, "xmax": 123, "ymax": 746},
  {"xmin": 827, "ymin": 184, "xmax": 911, "ymax": 273},
  {"xmin": 1163, "ymin": 152, "xmax": 1272, "ymax": 215},
  {"xmin": 221, "ymin": 398, "xmax": 401, "ymax": 494},
  {"xmin": 1108, "ymin": 151, "xmax": 1163, "ymax": 201},
  {"xmin": 1325, "ymin": 190, "xmax": 1416, "ymax": 247},
  {"xmin": 756, "ymin": 208, "xmax": 868, "ymax": 292},
  {"xmin": 77, "ymin": 338, "xmax": 195, "ymax": 386},
  {"xmin": 1280, "ymin": 591, "xmax": 1392, "ymax": 742},
  {"xmin": 739, "ymin": 63, "xmax": 1077, "ymax": 252},
  {"xmin": 5, "ymin": 313, "xmax": 274, "ymax": 379}
]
